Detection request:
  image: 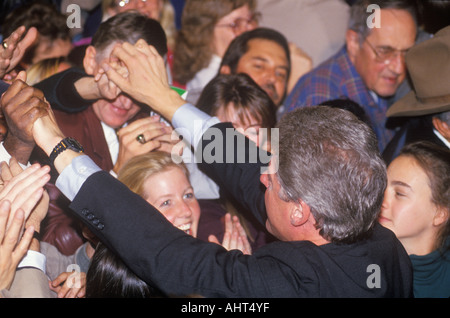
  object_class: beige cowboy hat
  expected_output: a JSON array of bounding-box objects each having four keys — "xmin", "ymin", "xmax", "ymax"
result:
[{"xmin": 387, "ymin": 25, "xmax": 450, "ymax": 117}]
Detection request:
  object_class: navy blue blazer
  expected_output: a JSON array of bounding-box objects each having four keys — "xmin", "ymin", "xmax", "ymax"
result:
[{"xmin": 68, "ymin": 123, "xmax": 413, "ymax": 297}]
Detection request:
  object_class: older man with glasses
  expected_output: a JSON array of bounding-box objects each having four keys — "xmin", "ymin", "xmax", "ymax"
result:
[{"xmin": 283, "ymin": 0, "xmax": 418, "ymax": 152}]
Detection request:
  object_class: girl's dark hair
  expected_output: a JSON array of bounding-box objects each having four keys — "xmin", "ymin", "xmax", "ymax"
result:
[
  {"xmin": 399, "ymin": 141, "xmax": 450, "ymax": 251},
  {"xmin": 196, "ymin": 73, "xmax": 277, "ymax": 129},
  {"xmin": 86, "ymin": 242, "xmax": 166, "ymax": 298}
]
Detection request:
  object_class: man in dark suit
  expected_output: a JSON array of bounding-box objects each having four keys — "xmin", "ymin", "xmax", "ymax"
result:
[
  {"xmin": 383, "ymin": 25, "xmax": 450, "ymax": 164},
  {"xmin": 26, "ymin": 40, "xmax": 413, "ymax": 297}
]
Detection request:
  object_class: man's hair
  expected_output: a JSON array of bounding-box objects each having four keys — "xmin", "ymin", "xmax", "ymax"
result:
[
  {"xmin": 276, "ymin": 106, "xmax": 387, "ymax": 244},
  {"xmin": 91, "ymin": 11, "xmax": 167, "ymax": 57},
  {"xmin": 349, "ymin": 0, "xmax": 418, "ymax": 44},
  {"xmin": 220, "ymin": 27, "xmax": 291, "ymax": 79}
]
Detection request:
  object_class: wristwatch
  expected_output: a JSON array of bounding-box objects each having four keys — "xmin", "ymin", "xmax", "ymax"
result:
[{"xmin": 49, "ymin": 137, "xmax": 84, "ymax": 167}]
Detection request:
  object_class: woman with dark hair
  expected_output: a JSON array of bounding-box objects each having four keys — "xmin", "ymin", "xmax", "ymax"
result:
[
  {"xmin": 197, "ymin": 73, "xmax": 276, "ymax": 151},
  {"xmin": 379, "ymin": 141, "xmax": 450, "ymax": 297},
  {"xmin": 86, "ymin": 242, "xmax": 166, "ymax": 298},
  {"xmin": 195, "ymin": 73, "xmax": 277, "ymax": 250}
]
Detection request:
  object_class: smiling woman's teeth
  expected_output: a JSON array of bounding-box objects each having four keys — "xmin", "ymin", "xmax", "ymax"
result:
[{"xmin": 178, "ymin": 224, "xmax": 191, "ymax": 234}]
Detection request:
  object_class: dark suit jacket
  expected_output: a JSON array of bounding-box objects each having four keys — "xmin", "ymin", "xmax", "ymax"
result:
[{"xmin": 68, "ymin": 122, "xmax": 413, "ymax": 297}]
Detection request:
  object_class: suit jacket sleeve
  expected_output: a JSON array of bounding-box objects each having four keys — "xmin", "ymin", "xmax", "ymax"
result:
[
  {"xmin": 34, "ymin": 67, "xmax": 95, "ymax": 113},
  {"xmin": 67, "ymin": 123, "xmax": 272, "ymax": 297},
  {"xmin": 69, "ymin": 170, "xmax": 272, "ymax": 297},
  {"xmin": 196, "ymin": 122, "xmax": 269, "ymax": 225}
]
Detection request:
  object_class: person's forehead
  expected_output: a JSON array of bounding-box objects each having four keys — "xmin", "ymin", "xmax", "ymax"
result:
[
  {"xmin": 240, "ymin": 38, "xmax": 289, "ymax": 67},
  {"xmin": 246, "ymin": 38, "xmax": 286, "ymax": 56},
  {"xmin": 366, "ymin": 8, "xmax": 416, "ymax": 47}
]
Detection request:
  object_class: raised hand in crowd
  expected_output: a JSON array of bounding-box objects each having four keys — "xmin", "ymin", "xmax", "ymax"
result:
[
  {"xmin": 49, "ymin": 270, "xmax": 86, "ymax": 298},
  {"xmin": 1, "ymin": 71, "xmax": 50, "ymax": 164},
  {"xmin": 102, "ymin": 40, "xmax": 184, "ymax": 119},
  {"xmin": 0, "ymin": 160, "xmax": 50, "ymax": 291},
  {"xmin": 0, "ymin": 26, "xmax": 38, "ymax": 81},
  {"xmin": 0, "ymin": 200, "xmax": 34, "ymax": 291},
  {"xmin": 0, "ymin": 161, "xmax": 50, "ymax": 231},
  {"xmin": 114, "ymin": 115, "xmax": 176, "ymax": 174},
  {"xmin": 208, "ymin": 213, "xmax": 252, "ymax": 255},
  {"xmin": 1, "ymin": 158, "xmax": 49, "ymax": 252}
]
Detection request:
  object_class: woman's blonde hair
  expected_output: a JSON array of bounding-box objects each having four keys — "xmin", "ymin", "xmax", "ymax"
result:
[
  {"xmin": 26, "ymin": 56, "xmax": 71, "ymax": 86},
  {"xmin": 117, "ymin": 151, "xmax": 189, "ymax": 200}
]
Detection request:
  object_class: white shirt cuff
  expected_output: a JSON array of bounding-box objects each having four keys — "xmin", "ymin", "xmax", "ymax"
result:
[
  {"xmin": 0, "ymin": 142, "xmax": 30, "ymax": 170},
  {"xmin": 172, "ymin": 103, "xmax": 220, "ymax": 149},
  {"xmin": 55, "ymin": 155, "xmax": 101, "ymax": 201},
  {"xmin": 18, "ymin": 250, "xmax": 46, "ymax": 273}
]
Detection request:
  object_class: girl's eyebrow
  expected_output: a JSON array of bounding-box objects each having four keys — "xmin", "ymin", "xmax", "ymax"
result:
[{"xmin": 391, "ymin": 180, "xmax": 413, "ymax": 191}]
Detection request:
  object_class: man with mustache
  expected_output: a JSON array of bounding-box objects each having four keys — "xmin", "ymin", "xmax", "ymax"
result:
[{"xmin": 283, "ymin": 0, "xmax": 417, "ymax": 152}]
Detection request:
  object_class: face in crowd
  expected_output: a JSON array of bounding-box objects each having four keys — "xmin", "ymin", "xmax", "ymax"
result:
[
  {"xmin": 347, "ymin": 8, "xmax": 417, "ymax": 98},
  {"xmin": 141, "ymin": 166, "xmax": 201, "ymax": 237},
  {"xmin": 84, "ymin": 41, "xmax": 142, "ymax": 129}
]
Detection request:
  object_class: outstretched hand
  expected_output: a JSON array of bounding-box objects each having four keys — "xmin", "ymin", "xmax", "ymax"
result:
[
  {"xmin": 0, "ymin": 26, "xmax": 37, "ymax": 79},
  {"xmin": 113, "ymin": 115, "xmax": 177, "ymax": 174},
  {"xmin": 1, "ymin": 71, "xmax": 49, "ymax": 164},
  {"xmin": 0, "ymin": 202, "xmax": 35, "ymax": 291},
  {"xmin": 102, "ymin": 40, "xmax": 184, "ymax": 121},
  {"xmin": 209, "ymin": 213, "xmax": 252, "ymax": 255},
  {"xmin": 0, "ymin": 161, "xmax": 50, "ymax": 231}
]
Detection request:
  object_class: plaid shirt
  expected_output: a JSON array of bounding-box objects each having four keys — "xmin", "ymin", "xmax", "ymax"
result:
[{"xmin": 283, "ymin": 46, "xmax": 394, "ymax": 152}]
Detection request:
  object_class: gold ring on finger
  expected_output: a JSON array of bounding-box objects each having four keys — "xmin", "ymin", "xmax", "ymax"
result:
[{"xmin": 136, "ymin": 134, "xmax": 146, "ymax": 144}]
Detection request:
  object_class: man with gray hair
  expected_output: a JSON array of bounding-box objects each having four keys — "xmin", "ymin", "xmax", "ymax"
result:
[
  {"xmin": 25, "ymin": 39, "xmax": 414, "ymax": 297},
  {"xmin": 283, "ymin": 0, "xmax": 418, "ymax": 152}
]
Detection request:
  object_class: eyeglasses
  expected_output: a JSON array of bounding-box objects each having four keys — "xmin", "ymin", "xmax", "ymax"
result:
[
  {"xmin": 215, "ymin": 13, "xmax": 260, "ymax": 34},
  {"xmin": 365, "ymin": 39, "xmax": 409, "ymax": 65}
]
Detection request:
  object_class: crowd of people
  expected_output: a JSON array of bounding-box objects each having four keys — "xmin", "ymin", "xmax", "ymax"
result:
[{"xmin": 0, "ymin": 0, "xmax": 448, "ymax": 299}]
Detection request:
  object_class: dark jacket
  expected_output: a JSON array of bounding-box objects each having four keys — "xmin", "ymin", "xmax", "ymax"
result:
[{"xmin": 68, "ymin": 122, "xmax": 413, "ymax": 297}]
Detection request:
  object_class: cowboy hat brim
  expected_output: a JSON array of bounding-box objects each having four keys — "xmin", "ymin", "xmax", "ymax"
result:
[{"xmin": 387, "ymin": 89, "xmax": 450, "ymax": 117}]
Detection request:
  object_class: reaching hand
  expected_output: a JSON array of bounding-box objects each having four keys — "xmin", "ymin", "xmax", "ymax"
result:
[
  {"xmin": 1, "ymin": 71, "xmax": 49, "ymax": 164},
  {"xmin": 1, "ymin": 158, "xmax": 49, "ymax": 234},
  {"xmin": 0, "ymin": 26, "xmax": 38, "ymax": 79},
  {"xmin": 93, "ymin": 62, "xmax": 124, "ymax": 101},
  {"xmin": 49, "ymin": 271, "xmax": 86, "ymax": 298},
  {"xmin": 103, "ymin": 40, "xmax": 184, "ymax": 121},
  {"xmin": 208, "ymin": 213, "xmax": 252, "ymax": 255},
  {"xmin": 0, "ymin": 162, "xmax": 50, "ymax": 231},
  {"xmin": 0, "ymin": 202, "xmax": 35, "ymax": 291},
  {"xmin": 113, "ymin": 116, "xmax": 176, "ymax": 174}
]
